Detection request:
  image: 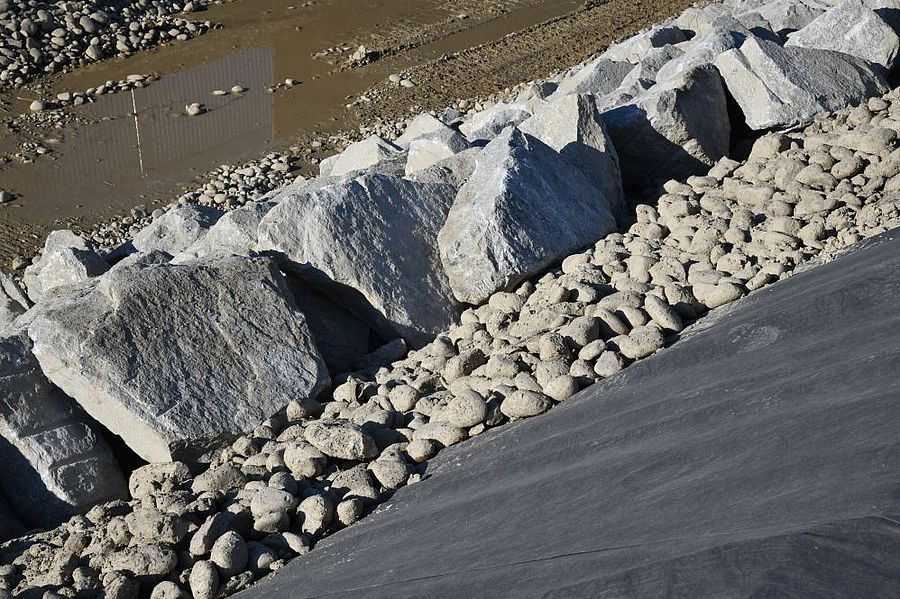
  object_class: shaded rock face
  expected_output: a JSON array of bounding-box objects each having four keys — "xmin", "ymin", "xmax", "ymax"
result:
[
  {"xmin": 785, "ymin": 0, "xmax": 900, "ymax": 70},
  {"xmin": 27, "ymin": 255, "xmax": 329, "ymax": 463},
  {"xmin": 284, "ymin": 276, "xmax": 383, "ymax": 375},
  {"xmin": 23, "ymin": 230, "xmax": 109, "ymax": 304},
  {"xmin": 715, "ymin": 36, "xmax": 890, "ymax": 130},
  {"xmin": 438, "ymin": 127, "xmax": 617, "ymax": 305},
  {"xmin": 132, "ymin": 204, "xmax": 224, "ymax": 256},
  {"xmin": 0, "ymin": 328, "xmax": 126, "ymax": 530},
  {"xmin": 519, "ymin": 93, "xmax": 627, "ymax": 224},
  {"xmin": 0, "ymin": 272, "xmax": 29, "ymax": 330},
  {"xmin": 601, "ymin": 64, "xmax": 730, "ymax": 188},
  {"xmin": 257, "ymin": 174, "xmax": 461, "ymax": 348}
]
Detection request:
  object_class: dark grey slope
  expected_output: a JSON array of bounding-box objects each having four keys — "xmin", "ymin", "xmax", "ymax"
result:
[{"xmin": 243, "ymin": 231, "xmax": 900, "ymax": 599}]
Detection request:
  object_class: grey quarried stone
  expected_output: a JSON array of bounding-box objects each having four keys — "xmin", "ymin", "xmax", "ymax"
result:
[
  {"xmin": 519, "ymin": 93, "xmax": 627, "ymax": 224},
  {"xmin": 735, "ymin": 0, "xmax": 823, "ymax": 36},
  {"xmin": 653, "ymin": 21, "xmax": 749, "ymax": 84},
  {"xmin": 785, "ymin": 0, "xmax": 900, "ymax": 70},
  {"xmin": 394, "ymin": 113, "xmax": 453, "ymax": 147},
  {"xmin": 715, "ymin": 36, "xmax": 890, "ymax": 130},
  {"xmin": 132, "ymin": 204, "xmax": 223, "ymax": 255},
  {"xmin": 0, "ymin": 328, "xmax": 126, "ymax": 530},
  {"xmin": 438, "ymin": 127, "xmax": 617, "ymax": 305},
  {"xmin": 601, "ymin": 64, "xmax": 730, "ymax": 187},
  {"xmin": 602, "ymin": 25, "xmax": 690, "ymax": 63},
  {"xmin": 257, "ymin": 174, "xmax": 461, "ymax": 347},
  {"xmin": 318, "ymin": 135, "xmax": 403, "ymax": 178},
  {"xmin": 23, "ymin": 230, "xmax": 109, "ymax": 303},
  {"xmin": 174, "ymin": 201, "xmax": 276, "ymax": 263},
  {"xmin": 28, "ymin": 255, "xmax": 329, "ymax": 463}
]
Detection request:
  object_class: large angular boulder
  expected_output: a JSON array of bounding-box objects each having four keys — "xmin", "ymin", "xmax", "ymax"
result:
[
  {"xmin": 256, "ymin": 174, "xmax": 461, "ymax": 347},
  {"xmin": 519, "ymin": 93, "xmax": 627, "ymax": 224},
  {"xmin": 601, "ymin": 64, "xmax": 730, "ymax": 187},
  {"xmin": 785, "ymin": 0, "xmax": 900, "ymax": 70},
  {"xmin": 23, "ymin": 230, "xmax": 109, "ymax": 303},
  {"xmin": 318, "ymin": 135, "xmax": 403, "ymax": 178},
  {"xmin": 550, "ymin": 57, "xmax": 634, "ymax": 99},
  {"xmin": 27, "ymin": 255, "xmax": 329, "ymax": 463},
  {"xmin": 173, "ymin": 200, "xmax": 276, "ymax": 263},
  {"xmin": 132, "ymin": 204, "xmax": 223, "ymax": 255},
  {"xmin": 0, "ymin": 272, "xmax": 29, "ymax": 329},
  {"xmin": 715, "ymin": 37, "xmax": 890, "ymax": 130},
  {"xmin": 0, "ymin": 328, "xmax": 126, "ymax": 529},
  {"xmin": 438, "ymin": 127, "xmax": 617, "ymax": 305}
]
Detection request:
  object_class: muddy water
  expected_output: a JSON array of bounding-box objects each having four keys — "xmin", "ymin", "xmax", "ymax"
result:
[{"xmin": 0, "ymin": 0, "xmax": 577, "ymax": 265}]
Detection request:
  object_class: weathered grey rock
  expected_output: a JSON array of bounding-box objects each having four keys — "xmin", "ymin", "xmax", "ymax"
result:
[
  {"xmin": 601, "ymin": 64, "xmax": 730, "ymax": 187},
  {"xmin": 405, "ymin": 128, "xmax": 470, "ymax": 175},
  {"xmin": 715, "ymin": 37, "xmax": 890, "ymax": 130},
  {"xmin": 132, "ymin": 204, "xmax": 223, "ymax": 255},
  {"xmin": 188, "ymin": 560, "xmax": 219, "ymax": 599},
  {"xmin": 305, "ymin": 420, "xmax": 378, "ymax": 460},
  {"xmin": 551, "ymin": 57, "xmax": 634, "ymax": 99},
  {"xmin": 174, "ymin": 201, "xmax": 275, "ymax": 263},
  {"xmin": 28, "ymin": 255, "xmax": 329, "ymax": 462},
  {"xmin": 23, "ymin": 230, "xmax": 109, "ymax": 303},
  {"xmin": 126, "ymin": 507, "xmax": 188, "ymax": 545},
  {"xmin": 438, "ymin": 127, "xmax": 617, "ymax": 304},
  {"xmin": 210, "ymin": 531, "xmax": 248, "ymax": 577},
  {"xmin": 785, "ymin": 0, "xmax": 900, "ymax": 70},
  {"xmin": 519, "ymin": 93, "xmax": 627, "ymax": 223},
  {"xmin": 129, "ymin": 462, "xmax": 191, "ymax": 499},
  {"xmin": 0, "ymin": 328, "xmax": 126, "ymax": 529},
  {"xmin": 257, "ymin": 174, "xmax": 460, "ymax": 346},
  {"xmin": 405, "ymin": 147, "xmax": 479, "ymax": 190},
  {"xmin": 318, "ymin": 135, "xmax": 403, "ymax": 178}
]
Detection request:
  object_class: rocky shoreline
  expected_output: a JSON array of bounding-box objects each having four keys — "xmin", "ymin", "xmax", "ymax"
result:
[{"xmin": 3, "ymin": 0, "xmax": 900, "ymax": 597}]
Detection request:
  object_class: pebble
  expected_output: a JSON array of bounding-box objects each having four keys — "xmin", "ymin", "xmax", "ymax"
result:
[
  {"xmin": 185, "ymin": 102, "xmax": 206, "ymax": 116},
  {"xmin": 188, "ymin": 561, "xmax": 219, "ymax": 599}
]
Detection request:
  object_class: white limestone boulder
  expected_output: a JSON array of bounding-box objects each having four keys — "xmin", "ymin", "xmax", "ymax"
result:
[
  {"xmin": 785, "ymin": 0, "xmax": 900, "ymax": 70},
  {"xmin": 132, "ymin": 204, "xmax": 224, "ymax": 255},
  {"xmin": 23, "ymin": 230, "xmax": 109, "ymax": 304},
  {"xmin": 519, "ymin": 93, "xmax": 627, "ymax": 223},
  {"xmin": 404, "ymin": 128, "xmax": 470, "ymax": 175},
  {"xmin": 715, "ymin": 37, "xmax": 890, "ymax": 130},
  {"xmin": 256, "ymin": 173, "xmax": 461, "ymax": 347},
  {"xmin": 438, "ymin": 127, "xmax": 617, "ymax": 305},
  {"xmin": 27, "ymin": 255, "xmax": 329, "ymax": 463},
  {"xmin": 601, "ymin": 64, "xmax": 730, "ymax": 187},
  {"xmin": 173, "ymin": 200, "xmax": 276, "ymax": 263}
]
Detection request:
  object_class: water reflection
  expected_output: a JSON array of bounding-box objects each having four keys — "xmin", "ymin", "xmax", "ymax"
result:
[{"xmin": 4, "ymin": 47, "xmax": 274, "ymax": 219}]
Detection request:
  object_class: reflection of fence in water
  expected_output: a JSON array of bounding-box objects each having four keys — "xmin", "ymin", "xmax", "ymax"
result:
[{"xmin": 136, "ymin": 47, "xmax": 274, "ymax": 171}]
